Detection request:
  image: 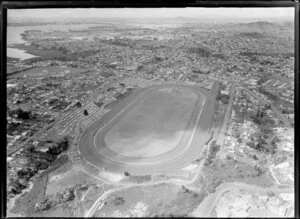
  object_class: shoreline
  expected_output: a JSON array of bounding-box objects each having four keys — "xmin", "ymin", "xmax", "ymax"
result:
[
  {"xmin": 8, "ymin": 42, "xmax": 70, "ymax": 63},
  {"xmin": 8, "ymin": 41, "xmax": 95, "ymax": 63},
  {"xmin": 7, "ymin": 46, "xmax": 38, "ymax": 61}
]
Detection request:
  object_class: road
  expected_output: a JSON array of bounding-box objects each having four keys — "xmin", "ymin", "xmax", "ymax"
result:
[{"xmin": 215, "ymin": 83, "xmax": 236, "ymax": 146}]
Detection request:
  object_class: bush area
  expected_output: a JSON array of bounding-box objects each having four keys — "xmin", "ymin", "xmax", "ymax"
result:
[
  {"xmin": 8, "ymin": 137, "xmax": 70, "ymax": 196},
  {"xmin": 8, "ymin": 108, "xmax": 34, "ymax": 120},
  {"xmin": 247, "ymin": 106, "xmax": 277, "ymax": 154},
  {"xmin": 216, "ymin": 83, "xmax": 230, "ymax": 104},
  {"xmin": 217, "ymin": 93, "xmax": 230, "ymax": 104},
  {"xmin": 10, "ymin": 155, "xmax": 69, "ymax": 216},
  {"xmin": 34, "ymin": 185, "xmax": 80, "ymax": 212},
  {"xmin": 204, "ymin": 141, "xmax": 220, "ymax": 166},
  {"xmin": 112, "ymin": 196, "xmax": 125, "ymax": 206},
  {"xmin": 247, "ymin": 134, "xmax": 277, "ymax": 154}
]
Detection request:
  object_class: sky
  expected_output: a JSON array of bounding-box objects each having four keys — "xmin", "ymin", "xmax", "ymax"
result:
[{"xmin": 8, "ymin": 8, "xmax": 294, "ymax": 22}]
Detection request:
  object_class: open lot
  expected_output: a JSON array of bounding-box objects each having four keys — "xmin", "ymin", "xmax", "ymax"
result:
[{"xmin": 78, "ymin": 84, "xmax": 216, "ymax": 175}]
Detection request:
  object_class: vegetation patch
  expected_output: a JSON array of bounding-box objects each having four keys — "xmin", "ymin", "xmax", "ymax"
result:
[
  {"xmin": 188, "ymin": 47, "xmax": 211, "ymax": 58},
  {"xmin": 11, "ymin": 155, "xmax": 69, "ymax": 216},
  {"xmin": 7, "ymin": 137, "xmax": 70, "ymax": 196}
]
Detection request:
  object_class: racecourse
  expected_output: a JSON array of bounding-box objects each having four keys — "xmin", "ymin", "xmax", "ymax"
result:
[{"xmin": 78, "ymin": 84, "xmax": 216, "ymax": 175}]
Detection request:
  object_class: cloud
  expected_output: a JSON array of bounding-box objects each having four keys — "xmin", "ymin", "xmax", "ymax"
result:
[{"xmin": 7, "ymin": 8, "xmax": 294, "ymax": 21}]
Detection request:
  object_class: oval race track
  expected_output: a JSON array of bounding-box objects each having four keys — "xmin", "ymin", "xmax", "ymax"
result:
[{"xmin": 78, "ymin": 84, "xmax": 215, "ymax": 175}]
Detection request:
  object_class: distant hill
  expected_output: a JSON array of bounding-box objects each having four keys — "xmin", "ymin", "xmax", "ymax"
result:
[
  {"xmin": 239, "ymin": 32, "xmax": 266, "ymax": 39},
  {"xmin": 238, "ymin": 21, "xmax": 278, "ymax": 29}
]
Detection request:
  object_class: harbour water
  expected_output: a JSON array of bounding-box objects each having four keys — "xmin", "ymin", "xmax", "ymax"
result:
[
  {"xmin": 7, "ymin": 26, "xmax": 35, "ymax": 60},
  {"xmin": 7, "ymin": 24, "xmax": 98, "ymax": 60}
]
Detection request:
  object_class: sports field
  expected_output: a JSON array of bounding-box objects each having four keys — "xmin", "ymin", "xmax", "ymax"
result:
[{"xmin": 78, "ymin": 84, "xmax": 216, "ymax": 175}]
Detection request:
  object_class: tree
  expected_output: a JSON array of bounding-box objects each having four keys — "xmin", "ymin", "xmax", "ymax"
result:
[
  {"xmin": 75, "ymin": 102, "xmax": 82, "ymax": 107},
  {"xmin": 83, "ymin": 110, "xmax": 88, "ymax": 116},
  {"xmin": 56, "ymin": 137, "xmax": 69, "ymax": 152},
  {"xmin": 17, "ymin": 169, "xmax": 27, "ymax": 178},
  {"xmin": 9, "ymin": 178, "xmax": 26, "ymax": 194},
  {"xmin": 39, "ymin": 161, "xmax": 49, "ymax": 170},
  {"xmin": 124, "ymin": 171, "xmax": 130, "ymax": 176},
  {"xmin": 15, "ymin": 108, "xmax": 31, "ymax": 119},
  {"xmin": 26, "ymin": 145, "xmax": 35, "ymax": 153}
]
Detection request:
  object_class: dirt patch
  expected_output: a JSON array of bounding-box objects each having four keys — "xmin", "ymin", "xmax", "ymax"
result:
[
  {"xmin": 120, "ymin": 175, "xmax": 152, "ymax": 184},
  {"xmin": 47, "ymin": 160, "xmax": 73, "ymax": 177},
  {"xmin": 46, "ymin": 168, "xmax": 98, "ymax": 195}
]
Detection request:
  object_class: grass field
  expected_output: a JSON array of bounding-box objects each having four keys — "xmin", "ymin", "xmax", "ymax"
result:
[{"xmin": 104, "ymin": 88, "xmax": 198, "ymax": 157}]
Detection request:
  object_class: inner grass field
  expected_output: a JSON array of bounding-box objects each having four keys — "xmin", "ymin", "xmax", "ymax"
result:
[{"xmin": 104, "ymin": 88, "xmax": 198, "ymax": 157}]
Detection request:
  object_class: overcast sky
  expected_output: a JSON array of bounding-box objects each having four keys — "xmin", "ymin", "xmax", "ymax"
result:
[{"xmin": 8, "ymin": 8, "xmax": 294, "ymax": 21}]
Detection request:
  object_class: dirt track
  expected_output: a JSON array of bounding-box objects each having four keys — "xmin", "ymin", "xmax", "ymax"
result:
[{"xmin": 78, "ymin": 84, "xmax": 216, "ymax": 175}]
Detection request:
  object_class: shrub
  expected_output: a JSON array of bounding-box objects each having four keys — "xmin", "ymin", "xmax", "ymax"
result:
[
  {"xmin": 17, "ymin": 169, "xmax": 27, "ymax": 178},
  {"xmin": 75, "ymin": 102, "xmax": 82, "ymax": 107},
  {"xmin": 9, "ymin": 178, "xmax": 26, "ymax": 194},
  {"xmin": 16, "ymin": 108, "xmax": 31, "ymax": 120},
  {"xmin": 46, "ymin": 137, "xmax": 69, "ymax": 155},
  {"xmin": 113, "ymin": 197, "xmax": 125, "ymax": 206},
  {"xmin": 38, "ymin": 161, "xmax": 49, "ymax": 170},
  {"xmin": 26, "ymin": 145, "xmax": 35, "ymax": 153}
]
